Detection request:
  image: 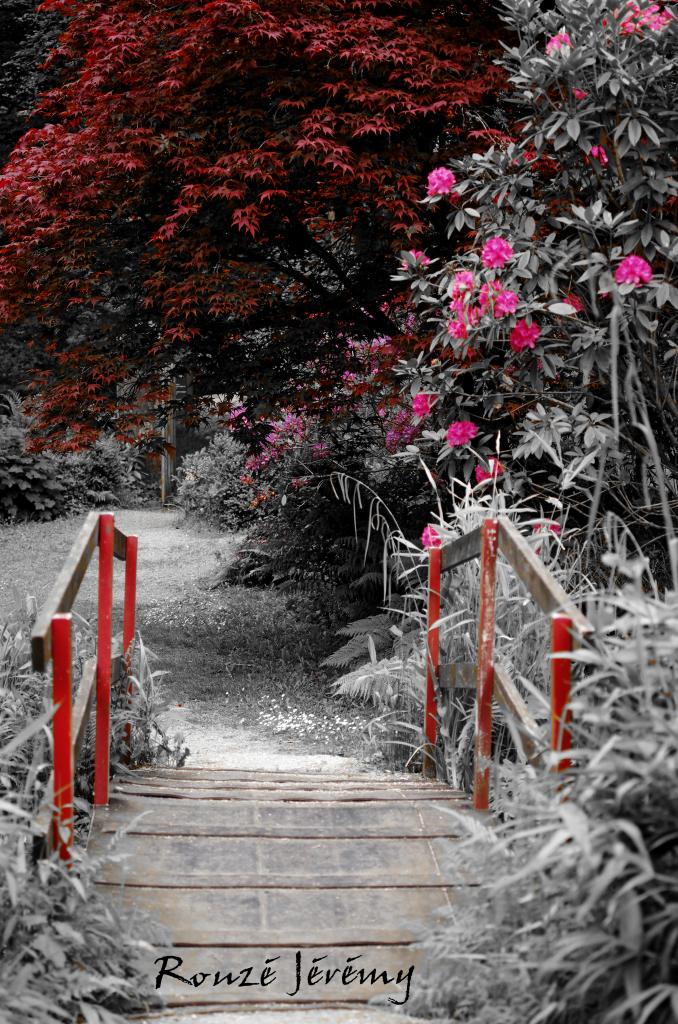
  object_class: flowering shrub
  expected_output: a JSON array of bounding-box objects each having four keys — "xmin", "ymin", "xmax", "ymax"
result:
[{"xmin": 396, "ymin": 0, "xmax": 678, "ymax": 537}]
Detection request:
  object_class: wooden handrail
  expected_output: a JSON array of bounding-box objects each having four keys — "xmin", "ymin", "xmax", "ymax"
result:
[
  {"xmin": 31, "ymin": 512, "xmax": 139, "ymax": 861},
  {"xmin": 425, "ymin": 516, "xmax": 592, "ymax": 810},
  {"xmin": 498, "ymin": 519, "xmax": 594, "ymax": 640}
]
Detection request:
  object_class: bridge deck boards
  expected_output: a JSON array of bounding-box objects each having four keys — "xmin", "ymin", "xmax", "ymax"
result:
[{"xmin": 90, "ymin": 768, "xmax": 471, "ymax": 1011}]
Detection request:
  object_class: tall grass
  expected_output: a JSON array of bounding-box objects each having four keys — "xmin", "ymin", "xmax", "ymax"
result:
[
  {"xmin": 401, "ymin": 517, "xmax": 678, "ymax": 1024},
  {"xmin": 0, "ymin": 602, "xmax": 180, "ymax": 1023},
  {"xmin": 331, "ymin": 479, "xmax": 593, "ymax": 785}
]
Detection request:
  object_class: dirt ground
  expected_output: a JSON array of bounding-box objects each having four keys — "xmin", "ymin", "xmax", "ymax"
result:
[{"xmin": 0, "ymin": 508, "xmax": 379, "ymax": 773}]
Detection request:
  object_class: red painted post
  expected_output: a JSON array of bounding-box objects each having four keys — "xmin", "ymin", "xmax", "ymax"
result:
[
  {"xmin": 122, "ymin": 535, "xmax": 138, "ymax": 757},
  {"xmin": 94, "ymin": 512, "xmax": 114, "ymax": 807},
  {"xmin": 423, "ymin": 546, "xmax": 442, "ymax": 776},
  {"xmin": 52, "ymin": 614, "xmax": 74, "ymax": 863},
  {"xmin": 551, "ymin": 614, "xmax": 573, "ymax": 771},
  {"xmin": 474, "ymin": 519, "xmax": 499, "ymax": 811}
]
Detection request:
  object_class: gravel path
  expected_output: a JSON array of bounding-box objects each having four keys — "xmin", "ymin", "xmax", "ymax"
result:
[{"xmin": 1, "ymin": 508, "xmax": 381, "ymax": 774}]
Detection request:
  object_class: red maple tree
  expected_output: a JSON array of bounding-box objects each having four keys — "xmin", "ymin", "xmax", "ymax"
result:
[{"xmin": 0, "ymin": 0, "xmax": 505, "ymax": 447}]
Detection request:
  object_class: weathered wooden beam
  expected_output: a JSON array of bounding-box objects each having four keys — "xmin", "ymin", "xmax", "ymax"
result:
[
  {"xmin": 493, "ymin": 663, "xmax": 546, "ymax": 768},
  {"xmin": 31, "ymin": 511, "xmax": 100, "ymax": 672},
  {"xmin": 113, "ymin": 527, "xmax": 128, "ymax": 561},
  {"xmin": 441, "ymin": 526, "xmax": 482, "ymax": 573},
  {"xmin": 438, "ymin": 662, "xmax": 476, "ymax": 689},
  {"xmin": 497, "ymin": 520, "xmax": 594, "ymax": 640},
  {"xmin": 72, "ymin": 658, "xmax": 97, "ymax": 766}
]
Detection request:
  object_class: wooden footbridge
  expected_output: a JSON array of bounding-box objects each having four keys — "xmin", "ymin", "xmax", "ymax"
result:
[{"xmin": 30, "ymin": 511, "xmax": 592, "ymax": 1017}]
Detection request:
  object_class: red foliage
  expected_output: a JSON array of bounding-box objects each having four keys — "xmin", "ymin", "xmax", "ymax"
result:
[{"xmin": 0, "ymin": 0, "xmax": 504, "ymax": 446}]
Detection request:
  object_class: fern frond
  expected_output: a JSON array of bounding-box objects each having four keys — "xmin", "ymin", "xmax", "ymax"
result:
[
  {"xmin": 336, "ymin": 613, "xmax": 393, "ymax": 637},
  {"xmin": 331, "ymin": 655, "xmax": 424, "ymax": 705}
]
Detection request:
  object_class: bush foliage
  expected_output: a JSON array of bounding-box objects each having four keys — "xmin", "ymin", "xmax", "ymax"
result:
[
  {"xmin": 175, "ymin": 431, "xmax": 251, "ymax": 530},
  {"xmin": 396, "ymin": 0, "xmax": 677, "ymax": 550},
  {"xmin": 0, "ymin": 393, "xmax": 148, "ymax": 521}
]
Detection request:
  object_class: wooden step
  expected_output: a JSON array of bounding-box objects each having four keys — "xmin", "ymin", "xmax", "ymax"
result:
[
  {"xmin": 111, "ymin": 778, "xmax": 463, "ymax": 802},
  {"xmin": 89, "ymin": 833, "xmax": 471, "ymax": 888},
  {"xmin": 94, "ymin": 794, "xmax": 466, "ymax": 839},
  {"xmin": 100, "ymin": 885, "xmax": 454, "ymax": 945}
]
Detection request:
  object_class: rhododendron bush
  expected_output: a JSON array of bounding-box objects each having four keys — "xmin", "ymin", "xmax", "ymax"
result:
[
  {"xmin": 0, "ymin": 0, "xmax": 503, "ymax": 447},
  {"xmin": 396, "ymin": 0, "xmax": 678, "ymax": 534}
]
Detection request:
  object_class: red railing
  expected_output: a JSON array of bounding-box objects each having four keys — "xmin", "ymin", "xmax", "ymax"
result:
[
  {"xmin": 31, "ymin": 511, "xmax": 138, "ymax": 861},
  {"xmin": 424, "ymin": 517, "xmax": 594, "ymax": 809}
]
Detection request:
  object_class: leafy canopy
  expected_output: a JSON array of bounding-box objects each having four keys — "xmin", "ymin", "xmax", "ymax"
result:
[{"xmin": 0, "ymin": 0, "xmax": 503, "ymax": 447}]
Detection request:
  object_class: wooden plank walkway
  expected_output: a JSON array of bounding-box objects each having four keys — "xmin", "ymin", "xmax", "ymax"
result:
[{"xmin": 89, "ymin": 766, "xmax": 472, "ymax": 1016}]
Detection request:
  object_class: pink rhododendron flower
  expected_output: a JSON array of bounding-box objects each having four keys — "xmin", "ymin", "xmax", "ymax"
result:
[
  {"xmin": 448, "ymin": 319, "xmax": 468, "ymax": 340},
  {"xmin": 421, "ymin": 525, "xmax": 442, "ymax": 549},
  {"xmin": 446, "ymin": 420, "xmax": 478, "ymax": 447},
  {"xmin": 427, "ymin": 167, "xmax": 457, "ymax": 196},
  {"xmin": 481, "ymin": 236, "xmax": 514, "ymax": 269},
  {"xmin": 475, "ymin": 458, "xmax": 504, "ymax": 483},
  {"xmin": 494, "ymin": 289, "xmax": 519, "ymax": 316},
  {"xmin": 478, "ymin": 281, "xmax": 493, "ymax": 312},
  {"xmin": 412, "ymin": 393, "xmax": 437, "ymax": 418},
  {"xmin": 312, "ymin": 442, "xmax": 331, "ymax": 460},
  {"xmin": 449, "ymin": 271, "xmax": 475, "ymax": 299},
  {"xmin": 510, "ymin": 319, "xmax": 541, "ymax": 351},
  {"xmin": 590, "ymin": 145, "xmax": 608, "ymax": 166},
  {"xmin": 621, "ymin": 2, "xmax": 673, "ymax": 34},
  {"xmin": 546, "ymin": 31, "xmax": 572, "ymax": 55},
  {"xmin": 615, "ymin": 254, "xmax": 653, "ymax": 286},
  {"xmin": 401, "ymin": 249, "xmax": 430, "ymax": 269},
  {"xmin": 572, "ymin": 87, "xmax": 588, "ymax": 100}
]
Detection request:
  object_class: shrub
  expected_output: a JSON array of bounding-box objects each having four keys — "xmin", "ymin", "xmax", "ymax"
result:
[
  {"xmin": 175, "ymin": 431, "xmax": 251, "ymax": 530},
  {"xmin": 0, "ymin": 393, "xmax": 149, "ymax": 520},
  {"xmin": 395, "ymin": 0, "xmax": 678, "ymax": 550},
  {"xmin": 61, "ymin": 436, "xmax": 149, "ymax": 512}
]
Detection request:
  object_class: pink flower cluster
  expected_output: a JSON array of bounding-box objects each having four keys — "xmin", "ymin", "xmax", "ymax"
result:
[
  {"xmin": 446, "ymin": 420, "xmax": 478, "ymax": 447},
  {"xmin": 427, "ymin": 167, "xmax": 457, "ymax": 197},
  {"xmin": 589, "ymin": 145, "xmax": 609, "ymax": 166},
  {"xmin": 481, "ymin": 236, "xmax": 514, "ymax": 269},
  {"xmin": 449, "ymin": 270, "xmax": 475, "ymax": 300},
  {"xmin": 245, "ymin": 412, "xmax": 308, "ymax": 473},
  {"xmin": 444, "ymin": 260, "xmax": 527, "ymax": 346},
  {"xmin": 311, "ymin": 441, "xmax": 331, "ymax": 460},
  {"xmin": 494, "ymin": 289, "xmax": 519, "ymax": 316},
  {"xmin": 412, "ymin": 393, "xmax": 437, "ymax": 418},
  {"xmin": 546, "ymin": 31, "xmax": 572, "ymax": 55},
  {"xmin": 620, "ymin": 2, "xmax": 673, "ymax": 34},
  {"xmin": 385, "ymin": 408, "xmax": 418, "ymax": 453},
  {"xmin": 572, "ymin": 87, "xmax": 588, "ymax": 100},
  {"xmin": 400, "ymin": 249, "xmax": 430, "ymax": 270},
  {"xmin": 615, "ymin": 254, "xmax": 653, "ymax": 286},
  {"xmin": 510, "ymin": 319, "xmax": 541, "ymax": 352},
  {"xmin": 421, "ymin": 525, "xmax": 442, "ymax": 550},
  {"xmin": 475, "ymin": 458, "xmax": 504, "ymax": 484}
]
